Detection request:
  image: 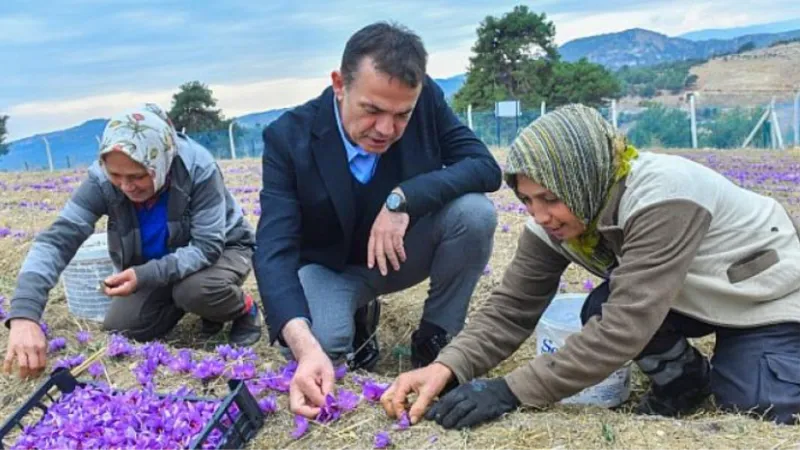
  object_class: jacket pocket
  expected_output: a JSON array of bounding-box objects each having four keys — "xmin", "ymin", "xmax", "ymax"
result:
[{"xmin": 726, "ymin": 249, "xmax": 779, "ymax": 284}]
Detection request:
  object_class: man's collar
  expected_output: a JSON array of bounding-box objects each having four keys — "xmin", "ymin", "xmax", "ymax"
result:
[{"xmin": 332, "ymin": 94, "xmax": 371, "ymax": 162}]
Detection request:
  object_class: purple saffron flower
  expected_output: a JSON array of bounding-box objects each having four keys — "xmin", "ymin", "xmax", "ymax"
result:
[
  {"xmin": 87, "ymin": 362, "xmax": 104, "ymax": 378},
  {"xmin": 168, "ymin": 349, "xmax": 194, "ymax": 374},
  {"xmin": 0, "ymin": 305, "xmax": 6, "ymax": 321},
  {"xmin": 107, "ymin": 334, "xmax": 134, "ymax": 358},
  {"xmin": 336, "ymin": 389, "xmax": 360, "ymax": 411},
  {"xmin": 191, "ymin": 357, "xmax": 225, "ymax": 381},
  {"xmin": 334, "ymin": 363, "xmax": 348, "ymax": 380},
  {"xmin": 291, "ymin": 415, "xmax": 309, "ymax": 439},
  {"xmin": 0, "ymin": 294, "xmax": 6, "ymax": 305},
  {"xmin": 583, "ymin": 279, "xmax": 595, "ymax": 292},
  {"xmin": 317, "ymin": 394, "xmax": 342, "ymax": 423},
  {"xmin": 501, "ymin": 223, "xmax": 511, "ymax": 232},
  {"xmin": 0, "ymin": 227, "xmax": 10, "ymax": 238},
  {"xmin": 228, "ymin": 360, "xmax": 256, "ymax": 380},
  {"xmin": 394, "ymin": 411, "xmax": 410, "ymax": 431},
  {"xmin": 76, "ymin": 330, "xmax": 92, "ymax": 345},
  {"xmin": 317, "ymin": 390, "xmax": 360, "ymax": 424},
  {"xmin": 52, "ymin": 354, "xmax": 85, "ymax": 371},
  {"xmin": 133, "ymin": 358, "xmax": 160, "ymax": 387},
  {"xmin": 258, "ymin": 395, "xmax": 278, "ymax": 414},
  {"xmin": 39, "ymin": 322, "xmax": 50, "ymax": 337},
  {"xmin": 47, "ymin": 337, "xmax": 67, "ymax": 353},
  {"xmin": 361, "ymin": 379, "xmax": 389, "ymax": 403},
  {"xmin": 374, "ymin": 431, "xmax": 392, "ymax": 449},
  {"xmin": 482, "ymin": 265, "xmax": 491, "ymax": 276},
  {"xmin": 139, "ymin": 341, "xmax": 171, "ymax": 365},
  {"xmin": 428, "ymin": 435, "xmax": 439, "ymax": 443}
]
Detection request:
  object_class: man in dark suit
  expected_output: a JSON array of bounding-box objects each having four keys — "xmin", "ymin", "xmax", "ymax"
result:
[{"xmin": 253, "ymin": 21, "xmax": 501, "ymax": 418}]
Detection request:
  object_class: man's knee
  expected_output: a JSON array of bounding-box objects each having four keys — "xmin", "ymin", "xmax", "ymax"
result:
[{"xmin": 449, "ymin": 193, "xmax": 498, "ymax": 238}]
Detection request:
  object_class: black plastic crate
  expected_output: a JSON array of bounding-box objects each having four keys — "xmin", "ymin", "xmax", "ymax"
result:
[{"xmin": 0, "ymin": 369, "xmax": 265, "ymax": 449}]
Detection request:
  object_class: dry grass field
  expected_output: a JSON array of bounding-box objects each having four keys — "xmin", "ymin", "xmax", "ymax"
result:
[{"xmin": 1, "ymin": 147, "xmax": 800, "ymax": 449}]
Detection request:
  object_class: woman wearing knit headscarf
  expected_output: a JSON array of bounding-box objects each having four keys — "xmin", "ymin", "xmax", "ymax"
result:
[
  {"xmin": 383, "ymin": 104, "xmax": 800, "ymax": 429},
  {"xmin": 4, "ymin": 104, "xmax": 261, "ymax": 379}
]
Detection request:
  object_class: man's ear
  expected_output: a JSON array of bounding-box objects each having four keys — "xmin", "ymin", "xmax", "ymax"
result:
[{"xmin": 331, "ymin": 70, "xmax": 345, "ymax": 100}]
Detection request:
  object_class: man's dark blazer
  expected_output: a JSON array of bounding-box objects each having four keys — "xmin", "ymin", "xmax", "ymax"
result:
[{"xmin": 254, "ymin": 75, "xmax": 502, "ymax": 343}]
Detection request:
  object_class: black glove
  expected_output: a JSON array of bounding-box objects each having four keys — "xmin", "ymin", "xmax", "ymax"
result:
[{"xmin": 424, "ymin": 378, "xmax": 520, "ymax": 429}]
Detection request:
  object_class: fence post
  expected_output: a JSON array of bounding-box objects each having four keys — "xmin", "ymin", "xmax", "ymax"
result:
[
  {"xmin": 467, "ymin": 104, "xmax": 473, "ymax": 130},
  {"xmin": 42, "ymin": 137, "xmax": 54, "ymax": 172},
  {"xmin": 689, "ymin": 93, "xmax": 698, "ymax": 149},
  {"xmin": 228, "ymin": 121, "xmax": 237, "ymax": 160},
  {"xmin": 66, "ymin": 155, "xmax": 71, "ymax": 169},
  {"xmin": 611, "ymin": 99, "xmax": 618, "ymax": 130},
  {"xmin": 540, "ymin": 101, "xmax": 546, "ymax": 117},
  {"xmin": 770, "ymin": 97, "xmax": 784, "ymax": 150},
  {"xmin": 794, "ymin": 91, "xmax": 799, "ymax": 148}
]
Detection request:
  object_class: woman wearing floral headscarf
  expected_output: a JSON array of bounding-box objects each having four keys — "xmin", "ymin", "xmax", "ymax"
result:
[
  {"xmin": 383, "ymin": 104, "xmax": 800, "ymax": 428},
  {"xmin": 4, "ymin": 104, "xmax": 261, "ymax": 378}
]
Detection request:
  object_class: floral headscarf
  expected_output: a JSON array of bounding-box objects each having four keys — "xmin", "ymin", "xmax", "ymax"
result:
[
  {"xmin": 504, "ymin": 104, "xmax": 639, "ymax": 275},
  {"xmin": 99, "ymin": 103, "xmax": 178, "ymax": 193}
]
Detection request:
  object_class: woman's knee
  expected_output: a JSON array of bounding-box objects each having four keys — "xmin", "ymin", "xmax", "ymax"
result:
[{"xmin": 713, "ymin": 352, "xmax": 800, "ymax": 424}]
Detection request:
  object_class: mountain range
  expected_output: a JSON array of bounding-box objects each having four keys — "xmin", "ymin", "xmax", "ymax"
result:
[
  {"xmin": 559, "ymin": 27, "xmax": 800, "ymax": 69},
  {"xmin": 4, "ymin": 18, "xmax": 799, "ymax": 170}
]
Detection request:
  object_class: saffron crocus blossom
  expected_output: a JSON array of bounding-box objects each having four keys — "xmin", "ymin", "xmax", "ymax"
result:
[
  {"xmin": 334, "ymin": 363, "xmax": 348, "ymax": 380},
  {"xmin": 316, "ymin": 390, "xmax": 360, "ymax": 424},
  {"xmin": 76, "ymin": 331, "xmax": 92, "ymax": 345},
  {"xmin": 168, "ymin": 349, "xmax": 194, "ymax": 374},
  {"xmin": 47, "ymin": 337, "xmax": 67, "ymax": 353},
  {"xmin": 87, "ymin": 362, "xmax": 105, "ymax": 379},
  {"xmin": 360, "ymin": 379, "xmax": 389, "ymax": 403},
  {"xmin": 583, "ymin": 279, "xmax": 595, "ymax": 292},
  {"xmin": 394, "ymin": 411, "xmax": 410, "ymax": 431},
  {"xmin": 191, "ymin": 357, "xmax": 225, "ymax": 382},
  {"xmin": 374, "ymin": 431, "xmax": 392, "ymax": 449},
  {"xmin": 107, "ymin": 334, "xmax": 134, "ymax": 358},
  {"xmin": 52, "ymin": 354, "xmax": 86, "ymax": 371},
  {"xmin": 258, "ymin": 395, "xmax": 278, "ymax": 414},
  {"xmin": 8, "ymin": 384, "xmax": 228, "ymax": 450},
  {"xmin": 291, "ymin": 415, "xmax": 309, "ymax": 439}
]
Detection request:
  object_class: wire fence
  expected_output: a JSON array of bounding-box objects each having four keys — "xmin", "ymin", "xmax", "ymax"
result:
[{"xmin": 2, "ymin": 95, "xmax": 799, "ymax": 172}]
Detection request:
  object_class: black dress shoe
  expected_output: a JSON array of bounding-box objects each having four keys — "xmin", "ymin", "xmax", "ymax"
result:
[
  {"xmin": 410, "ymin": 323, "xmax": 452, "ymax": 369},
  {"xmin": 347, "ymin": 299, "xmax": 381, "ymax": 372}
]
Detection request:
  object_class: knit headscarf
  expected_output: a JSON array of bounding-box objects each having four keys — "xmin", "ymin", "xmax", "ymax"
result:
[
  {"xmin": 504, "ymin": 104, "xmax": 638, "ymax": 275},
  {"xmin": 99, "ymin": 103, "xmax": 178, "ymax": 194}
]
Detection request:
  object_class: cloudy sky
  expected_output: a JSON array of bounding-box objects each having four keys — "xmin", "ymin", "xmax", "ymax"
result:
[{"xmin": 2, "ymin": 0, "xmax": 800, "ymax": 140}]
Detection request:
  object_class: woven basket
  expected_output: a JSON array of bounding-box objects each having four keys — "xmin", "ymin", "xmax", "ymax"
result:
[{"xmin": 61, "ymin": 232, "xmax": 116, "ymax": 322}]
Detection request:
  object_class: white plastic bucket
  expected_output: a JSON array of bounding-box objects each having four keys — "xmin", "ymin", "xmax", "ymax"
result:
[
  {"xmin": 535, "ymin": 293, "xmax": 631, "ymax": 408},
  {"xmin": 61, "ymin": 232, "xmax": 116, "ymax": 322}
]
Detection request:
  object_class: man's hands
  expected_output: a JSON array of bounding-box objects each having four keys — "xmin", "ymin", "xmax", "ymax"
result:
[
  {"xmin": 283, "ymin": 318, "xmax": 336, "ymax": 418},
  {"xmin": 424, "ymin": 378, "xmax": 520, "ymax": 429},
  {"xmin": 102, "ymin": 268, "xmax": 138, "ymax": 297},
  {"xmin": 368, "ymin": 190, "xmax": 410, "ymax": 276},
  {"xmin": 381, "ymin": 363, "xmax": 455, "ymax": 425},
  {"xmin": 3, "ymin": 318, "xmax": 47, "ymax": 379}
]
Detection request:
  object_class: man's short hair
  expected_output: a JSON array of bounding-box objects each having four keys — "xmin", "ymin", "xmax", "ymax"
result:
[{"xmin": 341, "ymin": 22, "xmax": 428, "ymax": 89}]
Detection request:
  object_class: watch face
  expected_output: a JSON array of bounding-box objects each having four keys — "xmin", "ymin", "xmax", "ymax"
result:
[{"xmin": 387, "ymin": 193, "xmax": 401, "ymax": 210}]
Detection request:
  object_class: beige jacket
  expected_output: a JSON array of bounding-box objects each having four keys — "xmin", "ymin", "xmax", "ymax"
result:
[{"xmin": 436, "ymin": 151, "xmax": 800, "ymax": 407}]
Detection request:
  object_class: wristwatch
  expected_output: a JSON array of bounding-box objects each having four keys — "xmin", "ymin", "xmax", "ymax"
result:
[{"xmin": 385, "ymin": 191, "xmax": 407, "ymax": 213}]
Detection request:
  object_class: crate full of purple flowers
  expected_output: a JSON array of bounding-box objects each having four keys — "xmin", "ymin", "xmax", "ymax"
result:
[{"xmin": 0, "ymin": 369, "xmax": 265, "ymax": 450}]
